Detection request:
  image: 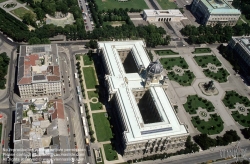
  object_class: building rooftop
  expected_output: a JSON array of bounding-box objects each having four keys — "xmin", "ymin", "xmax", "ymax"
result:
[
  {"xmin": 17, "ymin": 44, "xmax": 60, "ymax": 85},
  {"xmin": 201, "ymin": 0, "xmax": 241, "ymax": 14},
  {"xmin": 98, "ymin": 40, "xmax": 188, "ymax": 142},
  {"xmin": 14, "ymin": 98, "xmax": 70, "ymax": 163},
  {"xmin": 144, "ymin": 9, "xmax": 184, "ymax": 17},
  {"xmin": 232, "ymin": 36, "xmax": 250, "ymax": 54}
]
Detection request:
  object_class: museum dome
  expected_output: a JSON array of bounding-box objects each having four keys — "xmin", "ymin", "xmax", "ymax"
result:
[{"xmin": 147, "ymin": 61, "xmax": 163, "ymax": 75}]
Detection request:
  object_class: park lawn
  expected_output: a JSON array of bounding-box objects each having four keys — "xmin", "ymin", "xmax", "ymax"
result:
[
  {"xmin": 156, "ymin": 0, "xmax": 177, "ymax": 9},
  {"xmin": 192, "ymin": 48, "xmax": 212, "ymax": 54},
  {"xmin": 183, "ymin": 95, "xmax": 215, "ymax": 114},
  {"xmin": 88, "ymin": 91, "xmax": 99, "ymax": 99},
  {"xmin": 92, "ymin": 112, "xmax": 113, "ymax": 142},
  {"xmin": 83, "ymin": 55, "xmax": 93, "ymax": 65},
  {"xmin": 0, "ymin": 0, "xmax": 8, "ymax": 3},
  {"xmin": 194, "ymin": 55, "xmax": 222, "ymax": 67},
  {"xmin": 237, "ymin": 18, "xmax": 245, "ymax": 25},
  {"xmin": 0, "ymin": 124, "xmax": 2, "ymax": 140},
  {"xmin": 10, "ymin": 7, "xmax": 32, "ymax": 19},
  {"xmin": 103, "ymin": 21, "xmax": 126, "ymax": 27},
  {"xmin": 240, "ymin": 14, "xmax": 250, "ymax": 25},
  {"xmin": 191, "ymin": 114, "xmax": 224, "ymax": 135},
  {"xmin": 203, "ymin": 68, "xmax": 229, "ymax": 83},
  {"xmin": 231, "ymin": 110, "xmax": 250, "ymax": 127},
  {"xmin": 222, "ymin": 90, "xmax": 250, "ymax": 109},
  {"xmin": 155, "ymin": 50, "xmax": 179, "ymax": 56},
  {"xmin": 90, "ymin": 102, "xmax": 103, "ymax": 111},
  {"xmin": 168, "ymin": 70, "xmax": 195, "ymax": 86},
  {"xmin": 160, "ymin": 57, "xmax": 188, "ymax": 70},
  {"xmin": 103, "ymin": 143, "xmax": 118, "ymax": 161},
  {"xmin": 83, "ymin": 67, "xmax": 97, "ymax": 89},
  {"xmin": 95, "ymin": 0, "xmax": 148, "ymax": 10}
]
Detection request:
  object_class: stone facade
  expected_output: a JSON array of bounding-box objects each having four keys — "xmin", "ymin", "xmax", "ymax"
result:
[{"xmin": 191, "ymin": 0, "xmax": 241, "ymax": 26}]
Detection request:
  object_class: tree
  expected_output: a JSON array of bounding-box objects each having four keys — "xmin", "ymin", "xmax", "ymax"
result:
[
  {"xmin": 89, "ymin": 130, "xmax": 94, "ymax": 135},
  {"xmin": 28, "ymin": 37, "xmax": 41, "ymax": 45},
  {"xmin": 89, "ymin": 40, "xmax": 98, "ymax": 49},
  {"xmin": 22, "ymin": 12, "xmax": 36, "ymax": 26},
  {"xmin": 34, "ymin": 7, "xmax": 45, "ymax": 21}
]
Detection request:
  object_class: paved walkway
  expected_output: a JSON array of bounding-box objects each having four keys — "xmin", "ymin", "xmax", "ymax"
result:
[
  {"xmin": 0, "ymin": 0, "xmax": 31, "ymax": 21},
  {"xmin": 78, "ymin": 55, "xmax": 125, "ymax": 164}
]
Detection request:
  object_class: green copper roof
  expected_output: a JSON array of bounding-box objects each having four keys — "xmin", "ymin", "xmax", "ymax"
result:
[{"xmin": 201, "ymin": 0, "xmax": 240, "ymax": 14}]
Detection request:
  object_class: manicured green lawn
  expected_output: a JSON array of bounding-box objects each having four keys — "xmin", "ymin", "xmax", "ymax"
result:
[
  {"xmin": 203, "ymin": 68, "xmax": 229, "ymax": 83},
  {"xmin": 191, "ymin": 114, "xmax": 224, "ymax": 135},
  {"xmin": 237, "ymin": 18, "xmax": 245, "ymax": 25},
  {"xmin": 183, "ymin": 95, "xmax": 215, "ymax": 114},
  {"xmin": 156, "ymin": 0, "xmax": 177, "ymax": 9},
  {"xmin": 222, "ymin": 90, "xmax": 250, "ymax": 109},
  {"xmin": 103, "ymin": 143, "xmax": 118, "ymax": 161},
  {"xmin": 95, "ymin": 0, "xmax": 148, "ymax": 10},
  {"xmin": 83, "ymin": 67, "xmax": 97, "ymax": 89},
  {"xmin": 103, "ymin": 21, "xmax": 126, "ymax": 27},
  {"xmin": 192, "ymin": 48, "xmax": 212, "ymax": 54},
  {"xmin": 88, "ymin": 91, "xmax": 99, "ymax": 99},
  {"xmin": 0, "ymin": 0, "xmax": 8, "ymax": 3},
  {"xmin": 0, "ymin": 124, "xmax": 2, "ymax": 140},
  {"xmin": 93, "ymin": 112, "xmax": 113, "ymax": 142},
  {"xmin": 160, "ymin": 57, "xmax": 188, "ymax": 70},
  {"xmin": 16, "ymin": 0, "xmax": 25, "ymax": 3},
  {"xmin": 155, "ymin": 50, "xmax": 179, "ymax": 56},
  {"xmin": 194, "ymin": 55, "xmax": 222, "ymax": 67},
  {"xmin": 10, "ymin": 7, "xmax": 31, "ymax": 19},
  {"xmin": 231, "ymin": 110, "xmax": 250, "ymax": 127},
  {"xmin": 168, "ymin": 70, "xmax": 195, "ymax": 86},
  {"xmin": 83, "ymin": 55, "xmax": 93, "ymax": 65},
  {"xmin": 90, "ymin": 102, "xmax": 103, "ymax": 111},
  {"xmin": 240, "ymin": 14, "xmax": 250, "ymax": 25}
]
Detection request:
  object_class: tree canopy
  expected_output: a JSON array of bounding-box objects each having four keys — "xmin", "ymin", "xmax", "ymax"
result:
[
  {"xmin": 0, "ymin": 52, "xmax": 10, "ymax": 89},
  {"xmin": 181, "ymin": 24, "xmax": 250, "ymax": 44}
]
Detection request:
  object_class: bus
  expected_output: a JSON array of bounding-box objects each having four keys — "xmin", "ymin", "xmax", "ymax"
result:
[
  {"xmin": 80, "ymin": 106, "xmax": 84, "ymax": 114},
  {"xmin": 82, "ymin": 116, "xmax": 86, "ymax": 126},
  {"xmin": 78, "ymin": 95, "xmax": 82, "ymax": 103},
  {"xmin": 74, "ymin": 73, "xmax": 78, "ymax": 79},
  {"xmin": 85, "ymin": 138, "xmax": 89, "ymax": 145},
  {"xmin": 76, "ymin": 86, "xmax": 81, "ymax": 95}
]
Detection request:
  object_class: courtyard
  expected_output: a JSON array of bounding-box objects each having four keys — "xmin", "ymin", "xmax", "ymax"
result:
[
  {"xmin": 155, "ymin": 49, "xmax": 179, "ymax": 56},
  {"xmin": 160, "ymin": 57, "xmax": 188, "ymax": 70},
  {"xmin": 183, "ymin": 95, "xmax": 215, "ymax": 114},
  {"xmin": 203, "ymin": 68, "xmax": 229, "ymax": 83},
  {"xmin": 194, "ymin": 55, "xmax": 222, "ymax": 68},
  {"xmin": 167, "ymin": 70, "xmax": 195, "ymax": 86}
]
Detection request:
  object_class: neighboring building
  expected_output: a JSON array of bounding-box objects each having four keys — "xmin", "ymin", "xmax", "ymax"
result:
[
  {"xmin": 17, "ymin": 44, "xmax": 61, "ymax": 98},
  {"xmin": 13, "ymin": 98, "xmax": 71, "ymax": 164},
  {"xmin": 98, "ymin": 40, "xmax": 188, "ymax": 158},
  {"xmin": 191, "ymin": 0, "xmax": 241, "ymax": 26},
  {"xmin": 229, "ymin": 36, "xmax": 250, "ymax": 81},
  {"xmin": 143, "ymin": 9, "xmax": 186, "ymax": 22}
]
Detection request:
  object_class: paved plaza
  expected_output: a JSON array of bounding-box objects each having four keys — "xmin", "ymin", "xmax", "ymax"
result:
[{"xmin": 153, "ymin": 46, "xmax": 250, "ymax": 138}]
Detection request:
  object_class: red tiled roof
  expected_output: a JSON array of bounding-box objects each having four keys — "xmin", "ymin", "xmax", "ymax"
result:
[
  {"xmin": 47, "ymin": 76, "xmax": 60, "ymax": 81},
  {"xmin": 51, "ymin": 99, "xmax": 65, "ymax": 120},
  {"xmin": 53, "ymin": 66, "xmax": 60, "ymax": 76},
  {"xmin": 18, "ymin": 77, "xmax": 32, "ymax": 85},
  {"xmin": 24, "ymin": 54, "xmax": 39, "ymax": 67}
]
